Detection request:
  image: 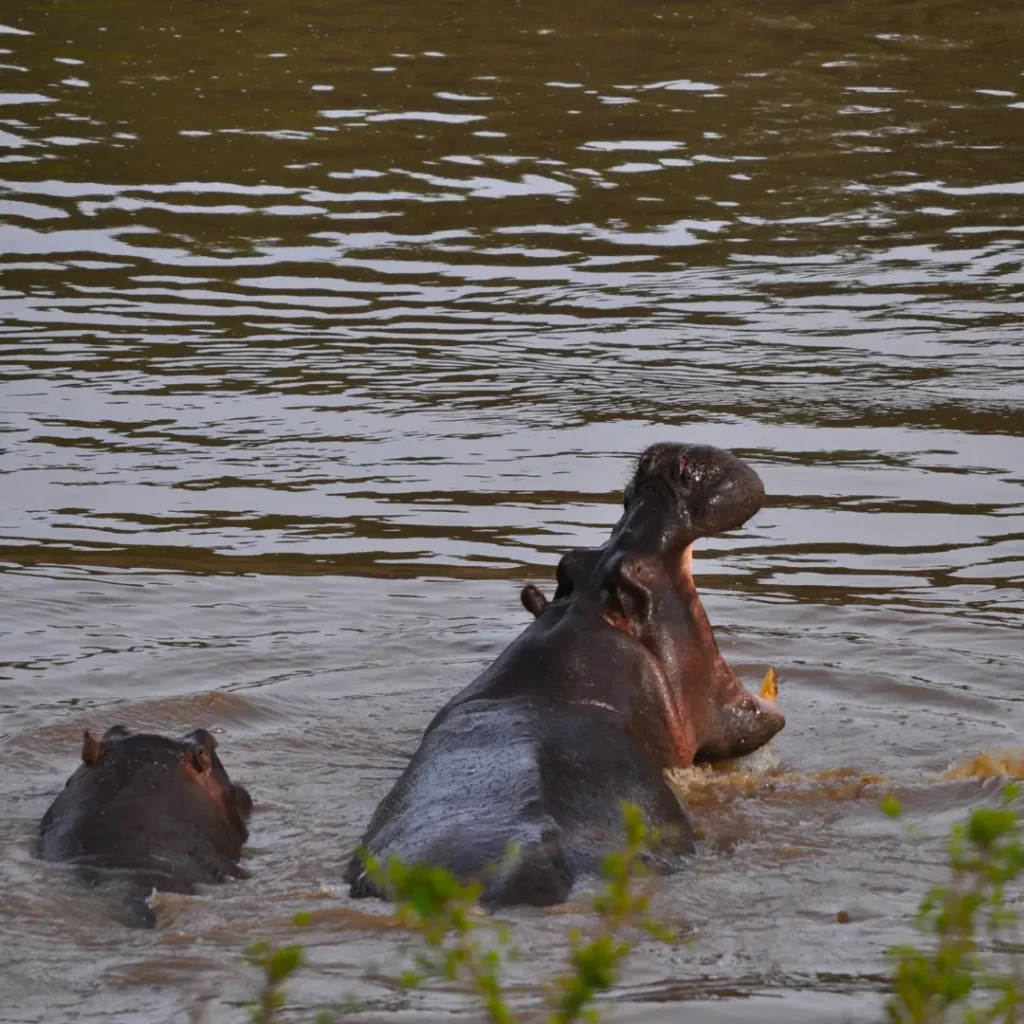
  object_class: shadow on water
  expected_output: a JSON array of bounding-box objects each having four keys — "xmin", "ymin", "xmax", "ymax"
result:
[{"xmin": 1, "ymin": 0, "xmax": 1023, "ymax": 1020}]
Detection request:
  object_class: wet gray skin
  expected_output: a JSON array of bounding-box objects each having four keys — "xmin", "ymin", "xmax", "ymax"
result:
[
  {"xmin": 37, "ymin": 727, "xmax": 253, "ymax": 927},
  {"xmin": 346, "ymin": 443, "xmax": 784, "ymax": 906}
]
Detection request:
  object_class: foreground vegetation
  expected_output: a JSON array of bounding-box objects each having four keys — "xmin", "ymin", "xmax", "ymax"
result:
[
  {"xmin": 883, "ymin": 784, "xmax": 1024, "ymax": 1023},
  {"xmin": 246, "ymin": 803, "xmax": 676, "ymax": 1023},
  {"xmin": 245, "ymin": 789, "xmax": 1024, "ymax": 1023}
]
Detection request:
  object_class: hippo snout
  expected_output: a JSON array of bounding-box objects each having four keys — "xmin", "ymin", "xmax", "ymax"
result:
[{"xmin": 694, "ymin": 692, "xmax": 786, "ymax": 764}]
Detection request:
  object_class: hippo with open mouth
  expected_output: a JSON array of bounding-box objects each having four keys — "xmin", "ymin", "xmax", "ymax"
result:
[{"xmin": 345, "ymin": 443, "xmax": 784, "ymax": 908}]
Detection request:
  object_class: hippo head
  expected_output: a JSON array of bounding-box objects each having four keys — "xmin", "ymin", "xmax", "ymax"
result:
[
  {"xmin": 78, "ymin": 725, "xmax": 253, "ymax": 844},
  {"xmin": 526, "ymin": 443, "xmax": 785, "ymax": 768}
]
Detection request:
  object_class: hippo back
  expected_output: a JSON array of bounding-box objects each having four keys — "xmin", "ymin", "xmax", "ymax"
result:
[{"xmin": 345, "ymin": 696, "xmax": 693, "ymax": 908}]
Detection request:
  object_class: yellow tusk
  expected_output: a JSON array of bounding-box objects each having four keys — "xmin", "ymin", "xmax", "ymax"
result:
[{"xmin": 760, "ymin": 667, "xmax": 778, "ymax": 701}]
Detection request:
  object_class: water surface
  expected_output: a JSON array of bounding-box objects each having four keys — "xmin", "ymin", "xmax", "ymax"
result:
[{"xmin": 2, "ymin": 1, "xmax": 1024, "ymax": 1021}]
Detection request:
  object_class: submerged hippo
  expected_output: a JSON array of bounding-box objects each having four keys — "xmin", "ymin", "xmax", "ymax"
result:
[
  {"xmin": 345, "ymin": 443, "xmax": 785, "ymax": 908},
  {"xmin": 37, "ymin": 726, "xmax": 252, "ymax": 926}
]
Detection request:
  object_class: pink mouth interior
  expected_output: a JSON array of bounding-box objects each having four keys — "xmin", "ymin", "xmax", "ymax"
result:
[
  {"xmin": 680, "ymin": 543, "xmax": 694, "ymax": 576},
  {"xmin": 663, "ymin": 540, "xmax": 784, "ymax": 765}
]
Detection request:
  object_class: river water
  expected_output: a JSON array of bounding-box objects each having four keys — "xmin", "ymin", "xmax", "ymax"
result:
[{"xmin": 1, "ymin": 1, "xmax": 1023, "ymax": 1021}]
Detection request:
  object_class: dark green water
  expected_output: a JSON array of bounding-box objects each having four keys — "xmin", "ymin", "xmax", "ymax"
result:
[{"xmin": 1, "ymin": 1, "xmax": 1023, "ymax": 1021}]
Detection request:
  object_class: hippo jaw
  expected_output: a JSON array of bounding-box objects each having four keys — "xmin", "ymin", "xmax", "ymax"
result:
[
  {"xmin": 599, "ymin": 444, "xmax": 785, "ymax": 767},
  {"xmin": 670, "ymin": 544, "xmax": 786, "ymax": 764}
]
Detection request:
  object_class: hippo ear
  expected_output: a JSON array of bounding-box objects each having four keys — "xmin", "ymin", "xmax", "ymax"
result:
[
  {"xmin": 81, "ymin": 730, "xmax": 102, "ymax": 765},
  {"xmin": 182, "ymin": 728, "xmax": 217, "ymax": 751},
  {"xmin": 520, "ymin": 584, "xmax": 548, "ymax": 618},
  {"xmin": 603, "ymin": 556, "xmax": 653, "ymax": 628},
  {"xmin": 550, "ymin": 548, "xmax": 599, "ymax": 604},
  {"xmin": 101, "ymin": 725, "xmax": 131, "ymax": 744},
  {"xmin": 186, "ymin": 742, "xmax": 213, "ymax": 774},
  {"xmin": 183, "ymin": 730, "xmax": 218, "ymax": 774}
]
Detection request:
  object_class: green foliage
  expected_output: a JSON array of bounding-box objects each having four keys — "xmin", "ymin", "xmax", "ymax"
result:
[
  {"xmin": 361, "ymin": 847, "xmax": 516, "ymax": 1024},
  {"xmin": 245, "ymin": 802, "xmax": 677, "ymax": 1023},
  {"xmin": 243, "ymin": 785, "xmax": 1024, "ymax": 1023},
  {"xmin": 881, "ymin": 795, "xmax": 903, "ymax": 819},
  {"xmin": 884, "ymin": 784, "xmax": 1024, "ymax": 1024},
  {"xmin": 545, "ymin": 803, "xmax": 676, "ymax": 1024},
  {"xmin": 244, "ymin": 937, "xmax": 304, "ymax": 1024},
  {"xmin": 361, "ymin": 800, "xmax": 676, "ymax": 1023}
]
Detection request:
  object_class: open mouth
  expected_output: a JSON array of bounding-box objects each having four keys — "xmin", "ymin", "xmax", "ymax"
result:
[
  {"xmin": 668, "ymin": 539, "xmax": 786, "ymax": 766},
  {"xmin": 680, "ymin": 543, "xmax": 694, "ymax": 577}
]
